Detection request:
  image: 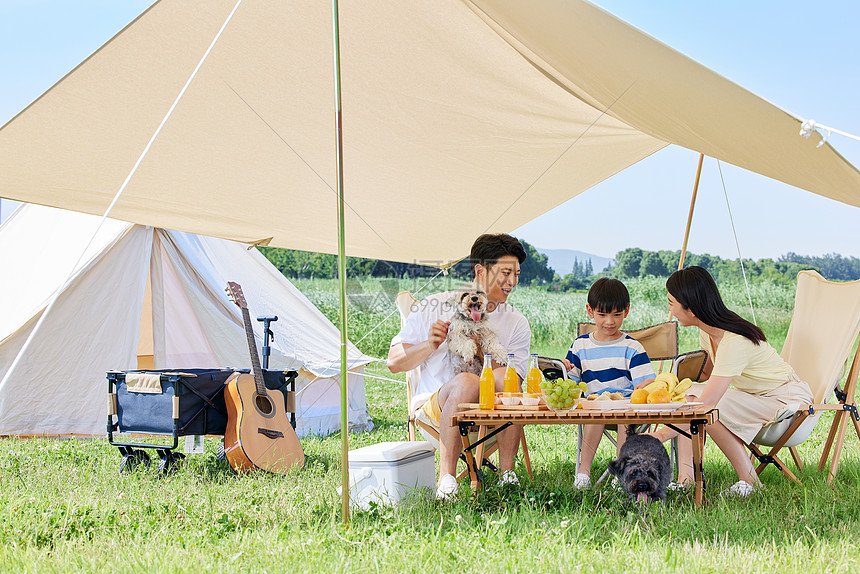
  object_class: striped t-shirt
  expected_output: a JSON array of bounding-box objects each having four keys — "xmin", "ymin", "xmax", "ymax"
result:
[{"xmin": 565, "ymin": 333, "xmax": 655, "ymax": 395}]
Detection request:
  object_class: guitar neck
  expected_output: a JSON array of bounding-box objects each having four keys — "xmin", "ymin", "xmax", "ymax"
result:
[{"xmin": 240, "ymin": 307, "xmax": 267, "ymax": 396}]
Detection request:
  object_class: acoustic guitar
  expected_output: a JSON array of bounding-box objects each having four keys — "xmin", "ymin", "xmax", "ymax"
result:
[{"xmin": 224, "ymin": 282, "xmax": 304, "ymax": 474}]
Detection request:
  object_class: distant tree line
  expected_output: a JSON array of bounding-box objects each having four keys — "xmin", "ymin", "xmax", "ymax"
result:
[
  {"xmin": 257, "ymin": 240, "xmax": 557, "ymax": 286},
  {"xmin": 606, "ymin": 248, "xmax": 860, "ymax": 283},
  {"xmin": 259, "ymin": 243, "xmax": 860, "ymax": 291},
  {"xmin": 609, "ymin": 248, "xmax": 800, "ymax": 284},
  {"xmin": 777, "ymin": 252, "xmax": 860, "ymax": 282}
]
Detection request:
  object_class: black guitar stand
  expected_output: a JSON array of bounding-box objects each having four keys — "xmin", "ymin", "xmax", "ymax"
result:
[
  {"xmin": 257, "ymin": 315, "xmax": 278, "ymax": 370},
  {"xmin": 257, "ymin": 315, "xmax": 297, "ymax": 429}
]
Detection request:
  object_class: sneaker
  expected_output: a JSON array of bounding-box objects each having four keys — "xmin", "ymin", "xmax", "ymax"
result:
[
  {"xmin": 667, "ymin": 481, "xmax": 692, "ymax": 492},
  {"xmin": 499, "ymin": 470, "xmax": 520, "ymax": 486},
  {"xmin": 721, "ymin": 480, "xmax": 758, "ymax": 497},
  {"xmin": 435, "ymin": 474, "xmax": 458, "ymax": 501},
  {"xmin": 573, "ymin": 473, "xmax": 591, "ymax": 490}
]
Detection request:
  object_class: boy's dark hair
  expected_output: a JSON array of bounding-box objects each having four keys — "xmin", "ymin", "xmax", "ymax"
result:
[
  {"xmin": 587, "ymin": 278, "xmax": 630, "ymax": 313},
  {"xmin": 469, "ymin": 234, "xmax": 527, "ymax": 279}
]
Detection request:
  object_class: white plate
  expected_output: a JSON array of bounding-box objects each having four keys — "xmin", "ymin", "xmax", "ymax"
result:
[
  {"xmin": 579, "ymin": 399, "xmax": 631, "ymax": 411},
  {"xmin": 630, "ymin": 401, "xmax": 703, "ymax": 411},
  {"xmin": 520, "ymin": 395, "xmax": 542, "ymax": 406}
]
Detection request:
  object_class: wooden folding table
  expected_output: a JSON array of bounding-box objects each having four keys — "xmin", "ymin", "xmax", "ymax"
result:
[{"xmin": 454, "ymin": 404, "xmax": 719, "ymax": 507}]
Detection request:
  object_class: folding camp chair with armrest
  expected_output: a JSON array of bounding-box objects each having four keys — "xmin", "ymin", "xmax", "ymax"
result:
[
  {"xmin": 539, "ymin": 320, "xmax": 708, "ymax": 479},
  {"xmin": 395, "ymin": 291, "xmax": 533, "ymax": 479},
  {"xmin": 747, "ymin": 270, "xmax": 860, "ymax": 485}
]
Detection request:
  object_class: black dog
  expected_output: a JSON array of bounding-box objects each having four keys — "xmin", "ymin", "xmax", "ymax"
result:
[{"xmin": 607, "ymin": 425, "xmax": 671, "ymax": 504}]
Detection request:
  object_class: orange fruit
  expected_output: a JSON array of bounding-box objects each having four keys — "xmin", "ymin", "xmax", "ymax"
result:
[
  {"xmin": 631, "ymin": 389, "xmax": 649, "ymax": 404},
  {"xmin": 647, "ymin": 389, "xmax": 670, "ymax": 404}
]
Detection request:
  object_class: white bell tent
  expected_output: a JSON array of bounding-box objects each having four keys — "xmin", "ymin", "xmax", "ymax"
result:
[{"xmin": 0, "ymin": 204, "xmax": 374, "ymax": 437}]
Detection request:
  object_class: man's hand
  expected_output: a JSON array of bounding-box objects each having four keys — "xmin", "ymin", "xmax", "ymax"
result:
[
  {"xmin": 387, "ymin": 320, "xmax": 450, "ymax": 374},
  {"xmin": 561, "ymin": 358, "xmax": 572, "ymax": 371},
  {"xmin": 428, "ymin": 320, "xmax": 450, "ymax": 351}
]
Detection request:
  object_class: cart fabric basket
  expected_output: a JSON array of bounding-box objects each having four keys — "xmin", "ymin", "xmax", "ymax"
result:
[
  {"xmin": 107, "ymin": 368, "xmax": 297, "ymax": 474},
  {"xmin": 112, "ymin": 369, "xmax": 234, "ymax": 436}
]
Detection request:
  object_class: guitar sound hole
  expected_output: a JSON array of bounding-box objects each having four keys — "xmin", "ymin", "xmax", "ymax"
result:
[{"xmin": 255, "ymin": 394, "xmax": 274, "ymax": 416}]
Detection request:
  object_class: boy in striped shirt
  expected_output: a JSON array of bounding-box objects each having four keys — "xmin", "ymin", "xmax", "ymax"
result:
[{"xmin": 562, "ymin": 278, "xmax": 655, "ymax": 489}]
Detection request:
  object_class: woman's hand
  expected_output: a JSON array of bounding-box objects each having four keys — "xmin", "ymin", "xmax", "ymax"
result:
[{"xmin": 697, "ymin": 375, "xmax": 732, "ymax": 406}]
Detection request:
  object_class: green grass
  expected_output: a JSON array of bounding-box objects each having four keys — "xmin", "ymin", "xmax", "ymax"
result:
[
  {"xmin": 3, "ymin": 278, "xmax": 859, "ymax": 572},
  {"xmin": 298, "ymin": 275, "xmax": 797, "ymax": 358}
]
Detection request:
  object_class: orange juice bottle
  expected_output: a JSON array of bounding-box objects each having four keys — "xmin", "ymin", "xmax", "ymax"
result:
[
  {"xmin": 478, "ymin": 353, "xmax": 495, "ymax": 410},
  {"xmin": 503, "ymin": 353, "xmax": 519, "ymax": 393},
  {"xmin": 526, "ymin": 353, "xmax": 542, "ymax": 394}
]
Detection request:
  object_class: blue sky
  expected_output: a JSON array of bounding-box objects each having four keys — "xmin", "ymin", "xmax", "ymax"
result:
[{"xmin": 2, "ymin": 1, "xmax": 859, "ymax": 260}]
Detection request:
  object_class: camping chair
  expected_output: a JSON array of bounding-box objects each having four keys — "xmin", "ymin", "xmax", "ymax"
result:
[
  {"xmin": 538, "ymin": 320, "xmax": 708, "ymax": 478},
  {"xmin": 395, "ymin": 291, "xmax": 532, "ymax": 479},
  {"xmin": 747, "ymin": 270, "xmax": 860, "ymax": 485}
]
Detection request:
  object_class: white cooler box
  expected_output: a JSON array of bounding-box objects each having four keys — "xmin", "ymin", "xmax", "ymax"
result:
[{"xmin": 342, "ymin": 441, "xmax": 435, "ymax": 510}]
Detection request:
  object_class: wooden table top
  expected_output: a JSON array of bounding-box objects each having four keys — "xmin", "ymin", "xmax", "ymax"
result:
[{"xmin": 454, "ymin": 404, "xmax": 719, "ymax": 426}]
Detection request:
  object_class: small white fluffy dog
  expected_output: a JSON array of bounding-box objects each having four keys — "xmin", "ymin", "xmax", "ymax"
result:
[{"xmin": 447, "ymin": 282, "xmax": 508, "ymax": 376}]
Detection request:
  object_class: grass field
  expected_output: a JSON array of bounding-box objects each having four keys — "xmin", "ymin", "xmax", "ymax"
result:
[
  {"xmin": 2, "ymin": 278, "xmax": 859, "ymax": 573},
  {"xmin": 296, "ymin": 275, "xmax": 795, "ymax": 359}
]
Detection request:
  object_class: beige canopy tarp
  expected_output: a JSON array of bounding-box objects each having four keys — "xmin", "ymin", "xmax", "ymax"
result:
[{"xmin": 1, "ymin": 0, "xmax": 858, "ymax": 264}]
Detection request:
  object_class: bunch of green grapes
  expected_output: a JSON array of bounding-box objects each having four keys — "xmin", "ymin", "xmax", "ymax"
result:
[{"xmin": 539, "ymin": 378, "xmax": 585, "ymax": 410}]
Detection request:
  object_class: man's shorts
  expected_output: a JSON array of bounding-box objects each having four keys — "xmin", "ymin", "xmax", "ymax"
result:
[{"xmin": 419, "ymin": 388, "xmax": 442, "ymax": 424}]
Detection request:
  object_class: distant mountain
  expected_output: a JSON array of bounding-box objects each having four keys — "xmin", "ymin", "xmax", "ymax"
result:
[{"xmin": 534, "ymin": 247, "xmax": 613, "ymax": 275}]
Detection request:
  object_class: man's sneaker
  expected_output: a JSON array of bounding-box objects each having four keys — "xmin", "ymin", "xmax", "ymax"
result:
[
  {"xmin": 721, "ymin": 480, "xmax": 758, "ymax": 498},
  {"xmin": 499, "ymin": 470, "xmax": 520, "ymax": 486},
  {"xmin": 573, "ymin": 473, "xmax": 591, "ymax": 490},
  {"xmin": 435, "ymin": 474, "xmax": 458, "ymax": 501}
]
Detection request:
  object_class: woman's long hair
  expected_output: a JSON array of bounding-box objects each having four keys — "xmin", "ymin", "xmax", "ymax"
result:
[{"xmin": 667, "ymin": 266, "xmax": 766, "ymax": 344}]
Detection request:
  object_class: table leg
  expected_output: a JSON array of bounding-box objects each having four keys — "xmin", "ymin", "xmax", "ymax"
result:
[
  {"xmin": 476, "ymin": 424, "xmax": 487, "ymax": 468},
  {"xmin": 458, "ymin": 422, "xmax": 481, "ymax": 493},
  {"xmin": 690, "ymin": 421, "xmax": 706, "ymax": 508},
  {"xmin": 520, "ymin": 426, "xmax": 533, "ymax": 479}
]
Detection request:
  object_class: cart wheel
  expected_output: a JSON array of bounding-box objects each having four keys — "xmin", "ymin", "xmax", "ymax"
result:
[
  {"xmin": 158, "ymin": 451, "xmax": 186, "ymax": 476},
  {"xmin": 119, "ymin": 449, "xmax": 151, "ymax": 474},
  {"xmin": 216, "ymin": 440, "xmax": 226, "ymax": 461}
]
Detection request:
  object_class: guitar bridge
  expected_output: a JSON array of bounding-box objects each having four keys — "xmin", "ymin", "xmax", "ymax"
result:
[{"xmin": 258, "ymin": 428, "xmax": 285, "ymax": 439}]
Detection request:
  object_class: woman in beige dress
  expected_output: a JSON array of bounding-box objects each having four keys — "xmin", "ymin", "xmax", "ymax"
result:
[{"xmin": 648, "ymin": 266, "xmax": 812, "ymax": 496}]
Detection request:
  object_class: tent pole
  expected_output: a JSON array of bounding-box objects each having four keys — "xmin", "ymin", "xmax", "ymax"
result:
[
  {"xmin": 331, "ymin": 0, "xmax": 350, "ymax": 527},
  {"xmin": 659, "ymin": 153, "xmax": 704, "ymax": 373},
  {"xmin": 677, "ymin": 154, "xmax": 704, "ymax": 272}
]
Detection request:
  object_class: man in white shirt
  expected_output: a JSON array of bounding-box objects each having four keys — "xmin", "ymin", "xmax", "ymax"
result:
[{"xmin": 387, "ymin": 234, "xmax": 532, "ymax": 499}]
